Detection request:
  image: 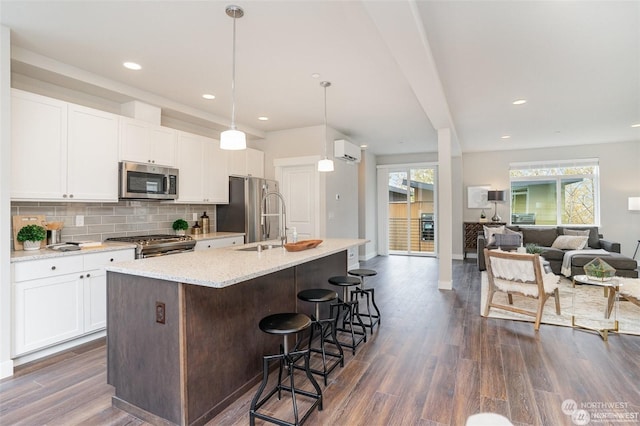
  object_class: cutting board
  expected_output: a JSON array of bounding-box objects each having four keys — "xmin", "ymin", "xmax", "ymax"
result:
[{"xmin": 13, "ymin": 215, "xmax": 47, "ymax": 251}]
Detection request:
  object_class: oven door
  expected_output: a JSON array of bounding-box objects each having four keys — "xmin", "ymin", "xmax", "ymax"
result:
[{"xmin": 119, "ymin": 162, "xmax": 178, "ymax": 200}]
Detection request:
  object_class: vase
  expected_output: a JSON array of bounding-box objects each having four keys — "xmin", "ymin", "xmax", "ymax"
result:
[
  {"xmin": 23, "ymin": 240, "xmax": 41, "ymax": 251},
  {"xmin": 175, "ymin": 230, "xmax": 186, "ymax": 236}
]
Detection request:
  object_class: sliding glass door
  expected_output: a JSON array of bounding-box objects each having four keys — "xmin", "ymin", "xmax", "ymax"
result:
[{"xmin": 387, "ymin": 167, "xmax": 437, "ymax": 256}]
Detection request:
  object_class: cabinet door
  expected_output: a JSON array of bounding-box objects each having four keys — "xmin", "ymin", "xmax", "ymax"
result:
[
  {"xmin": 228, "ymin": 148, "xmax": 264, "ymax": 178},
  {"xmin": 119, "ymin": 117, "xmax": 150, "ymax": 164},
  {"xmin": 67, "ymin": 104, "xmax": 119, "ymax": 201},
  {"xmin": 13, "ymin": 274, "xmax": 83, "ymax": 356},
  {"xmin": 84, "ymin": 269, "xmax": 106, "ymax": 332},
  {"xmin": 11, "ymin": 89, "xmax": 68, "ymax": 200},
  {"xmin": 203, "ymin": 138, "xmax": 229, "ymax": 203},
  {"xmin": 176, "ymin": 132, "xmax": 205, "ymax": 203},
  {"xmin": 149, "ymin": 125, "xmax": 177, "ymax": 167}
]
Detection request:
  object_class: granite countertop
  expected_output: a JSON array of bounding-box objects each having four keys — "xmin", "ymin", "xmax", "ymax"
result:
[
  {"xmin": 10, "ymin": 242, "xmax": 137, "ymax": 263},
  {"xmin": 189, "ymin": 232, "xmax": 245, "ymax": 241},
  {"xmin": 106, "ymin": 238, "xmax": 366, "ymax": 289}
]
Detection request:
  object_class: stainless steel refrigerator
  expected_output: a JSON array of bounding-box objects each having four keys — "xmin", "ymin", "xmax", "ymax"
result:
[{"xmin": 216, "ymin": 176, "xmax": 281, "ymax": 243}]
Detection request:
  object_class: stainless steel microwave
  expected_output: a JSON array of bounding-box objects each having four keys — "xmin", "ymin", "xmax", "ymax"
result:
[{"xmin": 119, "ymin": 161, "xmax": 178, "ymax": 200}]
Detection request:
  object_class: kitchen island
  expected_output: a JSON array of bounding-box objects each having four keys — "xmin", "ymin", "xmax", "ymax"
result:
[{"xmin": 105, "ymin": 238, "xmax": 365, "ymax": 426}]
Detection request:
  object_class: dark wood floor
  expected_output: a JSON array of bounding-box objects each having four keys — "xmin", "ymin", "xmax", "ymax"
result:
[{"xmin": 2, "ymin": 256, "xmax": 639, "ymax": 426}]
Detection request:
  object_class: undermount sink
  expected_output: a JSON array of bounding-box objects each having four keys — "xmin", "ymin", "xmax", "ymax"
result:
[{"xmin": 236, "ymin": 244, "xmax": 283, "ymax": 252}]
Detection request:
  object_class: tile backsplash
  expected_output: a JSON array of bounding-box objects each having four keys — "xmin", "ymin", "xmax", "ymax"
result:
[{"xmin": 11, "ymin": 201, "xmax": 216, "ymax": 249}]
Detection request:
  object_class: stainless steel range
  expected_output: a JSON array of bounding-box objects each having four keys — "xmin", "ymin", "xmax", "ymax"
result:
[{"xmin": 106, "ymin": 234, "xmax": 196, "ymax": 258}]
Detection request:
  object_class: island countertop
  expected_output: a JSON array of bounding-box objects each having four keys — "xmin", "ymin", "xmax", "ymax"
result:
[{"xmin": 105, "ymin": 238, "xmax": 365, "ymax": 288}]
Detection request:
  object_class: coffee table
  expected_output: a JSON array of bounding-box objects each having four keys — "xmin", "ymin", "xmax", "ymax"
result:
[{"xmin": 571, "ymin": 274, "xmax": 619, "ymax": 341}]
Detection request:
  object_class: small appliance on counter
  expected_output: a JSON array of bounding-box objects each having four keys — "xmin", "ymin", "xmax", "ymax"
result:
[{"xmin": 200, "ymin": 212, "xmax": 210, "ymax": 233}]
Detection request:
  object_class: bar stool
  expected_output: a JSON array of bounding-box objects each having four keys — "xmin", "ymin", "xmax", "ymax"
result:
[
  {"xmin": 294, "ymin": 289, "xmax": 344, "ymax": 385},
  {"xmin": 327, "ymin": 276, "xmax": 367, "ymax": 355},
  {"xmin": 348, "ymin": 268, "xmax": 380, "ymax": 332},
  {"xmin": 250, "ymin": 313, "xmax": 323, "ymax": 426}
]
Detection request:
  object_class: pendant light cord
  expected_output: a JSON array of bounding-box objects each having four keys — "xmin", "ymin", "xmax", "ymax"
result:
[{"xmin": 230, "ymin": 11, "xmax": 238, "ymax": 130}]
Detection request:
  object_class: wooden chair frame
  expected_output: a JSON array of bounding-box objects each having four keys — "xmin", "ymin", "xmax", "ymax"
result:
[{"xmin": 484, "ymin": 249, "xmax": 561, "ymax": 331}]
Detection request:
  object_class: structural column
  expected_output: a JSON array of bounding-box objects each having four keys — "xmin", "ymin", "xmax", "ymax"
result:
[{"xmin": 437, "ymin": 128, "xmax": 453, "ymax": 290}]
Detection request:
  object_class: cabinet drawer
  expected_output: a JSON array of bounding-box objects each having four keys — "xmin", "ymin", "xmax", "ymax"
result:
[
  {"xmin": 195, "ymin": 236, "xmax": 244, "ymax": 250},
  {"xmin": 13, "ymin": 256, "xmax": 83, "ymax": 282},
  {"xmin": 83, "ymin": 249, "xmax": 135, "ymax": 270}
]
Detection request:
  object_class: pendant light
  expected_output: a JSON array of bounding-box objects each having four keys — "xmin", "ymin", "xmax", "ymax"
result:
[
  {"xmin": 317, "ymin": 81, "xmax": 334, "ymax": 172},
  {"xmin": 220, "ymin": 5, "xmax": 246, "ymax": 150}
]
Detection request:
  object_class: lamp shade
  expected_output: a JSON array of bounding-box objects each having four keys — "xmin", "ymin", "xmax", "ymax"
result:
[
  {"xmin": 629, "ymin": 197, "xmax": 640, "ymax": 211},
  {"xmin": 220, "ymin": 129, "xmax": 246, "ymax": 150},
  {"xmin": 487, "ymin": 190, "xmax": 506, "ymax": 202},
  {"xmin": 317, "ymin": 157, "xmax": 334, "ymax": 172}
]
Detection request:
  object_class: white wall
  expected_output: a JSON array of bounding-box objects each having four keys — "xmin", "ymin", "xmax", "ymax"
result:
[
  {"xmin": 1, "ymin": 26, "xmax": 14, "ymax": 379},
  {"xmin": 461, "ymin": 141, "xmax": 640, "ymax": 258},
  {"xmin": 263, "ymin": 125, "xmax": 359, "ymax": 243}
]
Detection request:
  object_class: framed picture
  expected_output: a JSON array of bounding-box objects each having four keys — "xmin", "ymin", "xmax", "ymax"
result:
[{"xmin": 467, "ymin": 185, "xmax": 491, "ymax": 209}]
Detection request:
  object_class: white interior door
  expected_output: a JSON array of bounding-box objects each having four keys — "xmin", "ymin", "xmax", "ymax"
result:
[{"xmin": 278, "ymin": 162, "xmax": 318, "ymax": 240}]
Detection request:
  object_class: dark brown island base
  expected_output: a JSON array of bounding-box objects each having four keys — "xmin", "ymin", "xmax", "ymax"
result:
[{"xmin": 106, "ymin": 239, "xmax": 365, "ymax": 425}]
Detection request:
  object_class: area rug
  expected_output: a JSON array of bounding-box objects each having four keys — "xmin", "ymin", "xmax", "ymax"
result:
[{"xmin": 480, "ymin": 273, "xmax": 640, "ymax": 336}]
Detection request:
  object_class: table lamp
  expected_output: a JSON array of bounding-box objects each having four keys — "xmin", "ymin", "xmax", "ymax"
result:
[{"xmin": 488, "ymin": 190, "xmax": 506, "ymax": 222}]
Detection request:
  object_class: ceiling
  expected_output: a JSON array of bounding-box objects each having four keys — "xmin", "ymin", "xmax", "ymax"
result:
[{"xmin": 1, "ymin": 1, "xmax": 638, "ymax": 157}]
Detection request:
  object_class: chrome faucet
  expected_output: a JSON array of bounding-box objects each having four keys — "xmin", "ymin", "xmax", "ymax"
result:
[{"xmin": 261, "ymin": 191, "xmax": 287, "ymax": 245}]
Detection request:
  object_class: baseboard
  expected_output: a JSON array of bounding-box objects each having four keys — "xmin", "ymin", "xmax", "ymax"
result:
[
  {"xmin": 0, "ymin": 358, "xmax": 14, "ymax": 379},
  {"xmin": 12, "ymin": 330, "xmax": 106, "ymax": 367}
]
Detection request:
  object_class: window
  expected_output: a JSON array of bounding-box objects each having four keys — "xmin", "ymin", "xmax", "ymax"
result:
[{"xmin": 509, "ymin": 159, "xmax": 599, "ymax": 226}]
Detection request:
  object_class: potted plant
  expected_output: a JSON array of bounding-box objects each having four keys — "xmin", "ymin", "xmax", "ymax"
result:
[
  {"xmin": 17, "ymin": 224, "xmax": 47, "ymax": 251},
  {"xmin": 172, "ymin": 219, "xmax": 189, "ymax": 236},
  {"xmin": 584, "ymin": 257, "xmax": 616, "ymax": 282},
  {"xmin": 525, "ymin": 243, "xmax": 544, "ymax": 255}
]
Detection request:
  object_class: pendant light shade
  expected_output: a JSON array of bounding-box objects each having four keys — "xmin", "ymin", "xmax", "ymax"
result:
[
  {"xmin": 318, "ymin": 81, "xmax": 334, "ymax": 172},
  {"xmin": 220, "ymin": 5, "xmax": 246, "ymax": 150}
]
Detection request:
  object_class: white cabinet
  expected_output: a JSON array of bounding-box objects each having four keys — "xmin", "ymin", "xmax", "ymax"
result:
[
  {"xmin": 228, "ymin": 148, "xmax": 264, "ymax": 178},
  {"xmin": 194, "ymin": 236, "xmax": 244, "ymax": 251},
  {"xmin": 176, "ymin": 132, "xmax": 229, "ymax": 204},
  {"xmin": 11, "ymin": 89, "xmax": 119, "ymax": 202},
  {"xmin": 120, "ymin": 117, "xmax": 177, "ymax": 167},
  {"xmin": 12, "ymin": 249, "xmax": 135, "ymax": 356}
]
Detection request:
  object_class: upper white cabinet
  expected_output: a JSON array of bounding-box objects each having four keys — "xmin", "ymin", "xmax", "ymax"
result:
[
  {"xmin": 11, "ymin": 89, "xmax": 119, "ymax": 202},
  {"xmin": 176, "ymin": 132, "xmax": 229, "ymax": 204},
  {"xmin": 119, "ymin": 117, "xmax": 177, "ymax": 167},
  {"xmin": 228, "ymin": 148, "xmax": 264, "ymax": 178}
]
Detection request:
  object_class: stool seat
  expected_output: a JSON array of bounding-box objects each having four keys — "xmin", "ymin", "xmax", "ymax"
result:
[
  {"xmin": 298, "ymin": 289, "xmax": 338, "ymax": 304},
  {"xmin": 259, "ymin": 313, "xmax": 311, "ymax": 335},
  {"xmin": 348, "ymin": 269, "xmax": 377, "ymax": 278},
  {"xmin": 328, "ymin": 276, "xmax": 361, "ymax": 286}
]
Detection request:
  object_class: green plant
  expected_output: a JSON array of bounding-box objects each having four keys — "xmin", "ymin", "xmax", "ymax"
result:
[
  {"xmin": 17, "ymin": 224, "xmax": 47, "ymax": 242},
  {"xmin": 172, "ymin": 219, "xmax": 189, "ymax": 231},
  {"xmin": 525, "ymin": 243, "xmax": 544, "ymax": 254}
]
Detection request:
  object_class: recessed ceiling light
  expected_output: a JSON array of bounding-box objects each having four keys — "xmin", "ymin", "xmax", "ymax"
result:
[
  {"xmin": 311, "ymin": 73, "xmax": 320, "ymax": 79},
  {"xmin": 501, "ymin": 135, "xmax": 511, "ymax": 139},
  {"xmin": 202, "ymin": 94, "xmax": 215, "ymax": 100},
  {"xmin": 258, "ymin": 116, "xmax": 269, "ymax": 121},
  {"xmin": 123, "ymin": 62, "xmax": 141, "ymax": 71},
  {"xmin": 512, "ymin": 99, "xmax": 527, "ymax": 105},
  {"xmin": 631, "ymin": 123, "xmax": 640, "ymax": 128}
]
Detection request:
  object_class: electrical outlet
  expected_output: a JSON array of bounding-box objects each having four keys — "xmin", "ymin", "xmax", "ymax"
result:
[
  {"xmin": 156, "ymin": 302, "xmax": 166, "ymax": 324},
  {"xmin": 192, "ymin": 213, "xmax": 198, "ymax": 221},
  {"xmin": 75, "ymin": 215, "xmax": 84, "ymax": 226}
]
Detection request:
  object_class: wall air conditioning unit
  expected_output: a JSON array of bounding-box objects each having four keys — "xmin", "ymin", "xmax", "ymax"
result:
[{"xmin": 334, "ymin": 139, "xmax": 361, "ymax": 163}]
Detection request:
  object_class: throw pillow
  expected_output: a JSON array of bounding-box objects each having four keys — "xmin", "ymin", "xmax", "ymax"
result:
[
  {"xmin": 484, "ymin": 225, "xmax": 505, "ymax": 246},
  {"xmin": 551, "ymin": 235, "xmax": 589, "ymax": 250},
  {"xmin": 563, "ymin": 229, "xmax": 590, "ymax": 237},
  {"xmin": 559, "ymin": 226, "xmax": 600, "ymax": 249},
  {"xmin": 494, "ymin": 233, "xmax": 522, "ymax": 247}
]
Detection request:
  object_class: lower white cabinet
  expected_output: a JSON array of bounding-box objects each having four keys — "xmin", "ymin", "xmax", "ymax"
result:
[
  {"xmin": 194, "ymin": 236, "xmax": 244, "ymax": 251},
  {"xmin": 12, "ymin": 249, "xmax": 134, "ymax": 356}
]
